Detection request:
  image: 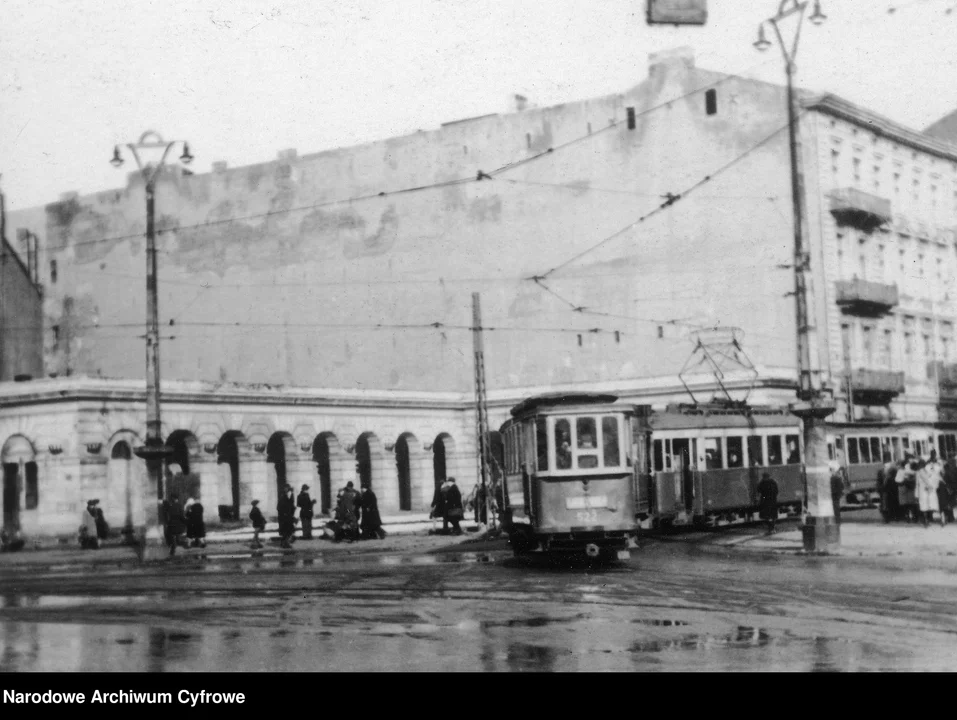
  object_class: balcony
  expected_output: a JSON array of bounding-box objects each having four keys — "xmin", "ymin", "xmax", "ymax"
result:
[
  {"xmin": 835, "ymin": 279, "xmax": 899, "ymax": 317},
  {"xmin": 849, "ymin": 368, "xmax": 905, "ymax": 405},
  {"xmin": 829, "ymin": 188, "xmax": 892, "ymax": 230}
]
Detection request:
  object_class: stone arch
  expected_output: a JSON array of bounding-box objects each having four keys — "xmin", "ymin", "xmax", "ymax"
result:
[
  {"xmin": 2, "ymin": 435, "xmax": 36, "ymax": 533},
  {"xmin": 165, "ymin": 430, "xmax": 200, "ymax": 501},
  {"xmin": 354, "ymin": 432, "xmax": 385, "ymax": 491},
  {"xmin": 217, "ymin": 430, "xmax": 252, "ymax": 520},
  {"xmin": 432, "ymin": 433, "xmax": 456, "ymax": 490},
  {"xmin": 106, "ymin": 430, "xmax": 145, "ymax": 534},
  {"xmin": 394, "ymin": 432, "xmax": 421, "ymax": 512},
  {"xmin": 312, "ymin": 432, "xmax": 344, "ymax": 514}
]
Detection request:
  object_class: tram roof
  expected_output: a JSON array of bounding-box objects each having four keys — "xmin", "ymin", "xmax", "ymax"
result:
[{"xmin": 509, "ymin": 392, "xmax": 619, "ymax": 417}]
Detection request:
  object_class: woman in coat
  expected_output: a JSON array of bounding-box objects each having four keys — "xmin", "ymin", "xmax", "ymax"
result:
[
  {"xmin": 360, "ymin": 486, "xmax": 386, "ymax": 540},
  {"xmin": 917, "ymin": 452, "xmax": 943, "ymax": 527},
  {"xmin": 277, "ymin": 484, "xmax": 297, "ymax": 548}
]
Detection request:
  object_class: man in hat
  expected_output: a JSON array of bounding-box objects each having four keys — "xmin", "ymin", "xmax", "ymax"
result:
[
  {"xmin": 92, "ymin": 499, "xmax": 110, "ymax": 543},
  {"xmin": 161, "ymin": 493, "xmax": 187, "ymax": 557},
  {"xmin": 249, "ymin": 500, "xmax": 266, "ymax": 549},
  {"xmin": 297, "ymin": 484, "xmax": 317, "ymax": 540}
]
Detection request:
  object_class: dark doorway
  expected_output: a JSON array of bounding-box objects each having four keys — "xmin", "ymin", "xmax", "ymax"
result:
[
  {"xmin": 2, "ymin": 463, "xmax": 19, "ymax": 531},
  {"xmin": 267, "ymin": 434, "xmax": 288, "ymax": 498},
  {"xmin": 433, "ymin": 436, "xmax": 448, "ymax": 489},
  {"xmin": 218, "ymin": 433, "xmax": 241, "ymax": 520},
  {"xmin": 357, "ymin": 435, "xmax": 372, "ymax": 490},
  {"xmin": 313, "ymin": 435, "xmax": 333, "ymax": 514},
  {"xmin": 396, "ymin": 436, "xmax": 412, "ymax": 511},
  {"xmin": 167, "ymin": 432, "xmax": 192, "ymax": 475}
]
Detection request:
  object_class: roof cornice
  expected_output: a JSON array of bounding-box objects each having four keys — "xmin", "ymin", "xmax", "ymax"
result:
[{"xmin": 805, "ymin": 94, "xmax": 957, "ymax": 163}]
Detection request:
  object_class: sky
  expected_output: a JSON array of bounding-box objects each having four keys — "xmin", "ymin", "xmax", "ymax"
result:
[{"xmin": 1, "ymin": 0, "xmax": 956, "ymax": 211}]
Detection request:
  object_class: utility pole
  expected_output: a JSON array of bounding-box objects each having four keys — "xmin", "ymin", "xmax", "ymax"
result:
[
  {"xmin": 472, "ymin": 293, "xmax": 495, "ymax": 531},
  {"xmin": 110, "ymin": 132, "xmax": 193, "ymax": 556},
  {"xmin": 755, "ymin": 1, "xmax": 838, "ymax": 552}
]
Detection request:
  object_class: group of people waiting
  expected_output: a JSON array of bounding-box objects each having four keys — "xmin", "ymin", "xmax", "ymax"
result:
[
  {"xmin": 159, "ymin": 494, "xmax": 208, "ymax": 556},
  {"xmin": 877, "ymin": 450, "xmax": 957, "ymax": 527},
  {"xmin": 247, "ymin": 481, "xmax": 387, "ymax": 549}
]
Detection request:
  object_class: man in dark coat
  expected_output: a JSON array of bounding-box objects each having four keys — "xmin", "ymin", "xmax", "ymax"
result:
[
  {"xmin": 162, "ymin": 493, "xmax": 186, "ymax": 557},
  {"xmin": 277, "ymin": 484, "xmax": 297, "ymax": 548},
  {"xmin": 943, "ymin": 454, "xmax": 957, "ymax": 523},
  {"xmin": 335, "ymin": 482, "xmax": 359, "ymax": 542},
  {"xmin": 757, "ymin": 472, "xmax": 779, "ymax": 535},
  {"xmin": 445, "ymin": 477, "xmax": 464, "ymax": 535},
  {"xmin": 92, "ymin": 499, "xmax": 109, "ymax": 542},
  {"xmin": 830, "ymin": 463, "xmax": 848, "ymax": 525},
  {"xmin": 360, "ymin": 486, "xmax": 386, "ymax": 540},
  {"xmin": 249, "ymin": 499, "xmax": 266, "ymax": 549},
  {"xmin": 297, "ymin": 484, "xmax": 317, "ymax": 539},
  {"xmin": 431, "ymin": 480, "xmax": 449, "ymax": 534},
  {"xmin": 185, "ymin": 498, "xmax": 207, "ymax": 548}
]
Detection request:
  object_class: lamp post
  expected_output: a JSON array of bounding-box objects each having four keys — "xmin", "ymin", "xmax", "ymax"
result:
[
  {"xmin": 754, "ymin": 1, "xmax": 839, "ymax": 552},
  {"xmin": 110, "ymin": 131, "xmax": 193, "ymax": 554}
]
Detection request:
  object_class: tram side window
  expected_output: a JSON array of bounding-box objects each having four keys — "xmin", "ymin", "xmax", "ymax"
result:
[
  {"xmin": 748, "ymin": 436, "xmax": 764, "ymax": 466},
  {"xmin": 703, "ymin": 437, "xmax": 723, "ymax": 470},
  {"xmin": 869, "ymin": 438, "xmax": 881, "ymax": 463},
  {"xmin": 786, "ymin": 435, "xmax": 800, "ymax": 464},
  {"xmin": 537, "ymin": 418, "xmax": 550, "ymax": 471},
  {"xmin": 768, "ymin": 436, "xmax": 783, "ymax": 466},
  {"xmin": 553, "ymin": 418, "xmax": 571, "ymax": 469},
  {"xmin": 847, "ymin": 438, "xmax": 859, "ymax": 464},
  {"xmin": 727, "ymin": 436, "xmax": 744, "ymax": 468},
  {"xmin": 891, "ymin": 437, "xmax": 902, "ymax": 462},
  {"xmin": 602, "ymin": 417, "xmax": 621, "ymax": 467},
  {"xmin": 858, "ymin": 438, "xmax": 871, "ymax": 464},
  {"xmin": 654, "ymin": 439, "xmax": 664, "ymax": 472}
]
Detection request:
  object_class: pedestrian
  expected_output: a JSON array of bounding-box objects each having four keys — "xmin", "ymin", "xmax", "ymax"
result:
[
  {"xmin": 297, "ymin": 484, "xmax": 317, "ymax": 540},
  {"xmin": 92, "ymin": 499, "xmax": 109, "ymax": 543},
  {"xmin": 185, "ymin": 496, "xmax": 207, "ymax": 548},
  {"xmin": 474, "ymin": 483, "xmax": 488, "ymax": 526},
  {"xmin": 917, "ymin": 451, "xmax": 943, "ymax": 528},
  {"xmin": 161, "ymin": 493, "xmax": 187, "ymax": 557},
  {"xmin": 277, "ymin": 483, "xmax": 297, "ymax": 548},
  {"xmin": 350, "ymin": 481, "xmax": 362, "ymax": 533},
  {"xmin": 335, "ymin": 482, "xmax": 359, "ymax": 543},
  {"xmin": 78, "ymin": 499, "xmax": 99, "ymax": 549},
  {"xmin": 249, "ymin": 499, "xmax": 266, "ymax": 549},
  {"xmin": 430, "ymin": 479, "xmax": 449, "ymax": 534},
  {"xmin": 943, "ymin": 453, "xmax": 957, "ymax": 523},
  {"xmin": 445, "ymin": 477, "xmax": 464, "ymax": 535},
  {"xmin": 879, "ymin": 453, "xmax": 900, "ymax": 522},
  {"xmin": 360, "ymin": 486, "xmax": 387, "ymax": 540},
  {"xmin": 829, "ymin": 461, "xmax": 847, "ymax": 525},
  {"xmin": 757, "ymin": 472, "xmax": 779, "ymax": 535},
  {"xmin": 898, "ymin": 456, "xmax": 919, "ymax": 523}
]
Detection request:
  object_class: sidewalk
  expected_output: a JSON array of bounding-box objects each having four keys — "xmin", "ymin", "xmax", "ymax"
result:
[
  {"xmin": 654, "ymin": 507, "xmax": 957, "ymax": 558},
  {"xmin": 0, "ymin": 513, "xmax": 489, "ymax": 571}
]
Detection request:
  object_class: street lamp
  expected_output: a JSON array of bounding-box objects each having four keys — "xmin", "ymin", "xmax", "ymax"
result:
[
  {"xmin": 754, "ymin": 2, "xmax": 839, "ymax": 552},
  {"xmin": 110, "ymin": 131, "xmax": 193, "ymax": 556}
]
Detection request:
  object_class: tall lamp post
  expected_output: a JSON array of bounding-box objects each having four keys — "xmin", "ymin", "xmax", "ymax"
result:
[
  {"xmin": 754, "ymin": 1, "xmax": 839, "ymax": 552},
  {"xmin": 110, "ymin": 131, "xmax": 193, "ymax": 552}
]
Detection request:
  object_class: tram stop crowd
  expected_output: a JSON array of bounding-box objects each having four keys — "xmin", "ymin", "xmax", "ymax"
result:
[{"xmin": 872, "ymin": 450, "xmax": 957, "ymax": 527}]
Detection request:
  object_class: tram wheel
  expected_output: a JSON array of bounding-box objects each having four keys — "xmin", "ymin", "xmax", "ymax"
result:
[{"xmin": 509, "ymin": 527, "xmax": 536, "ymax": 556}]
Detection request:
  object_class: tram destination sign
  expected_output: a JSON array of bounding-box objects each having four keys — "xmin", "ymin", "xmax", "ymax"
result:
[
  {"xmin": 647, "ymin": 0, "xmax": 708, "ymax": 25},
  {"xmin": 566, "ymin": 495, "xmax": 608, "ymax": 510}
]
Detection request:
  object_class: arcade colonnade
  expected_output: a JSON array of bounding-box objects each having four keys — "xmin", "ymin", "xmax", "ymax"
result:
[{"xmin": 0, "ymin": 380, "xmax": 494, "ymax": 538}]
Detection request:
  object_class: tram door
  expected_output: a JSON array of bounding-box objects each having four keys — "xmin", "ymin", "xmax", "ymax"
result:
[{"xmin": 671, "ymin": 439, "xmax": 694, "ymax": 515}]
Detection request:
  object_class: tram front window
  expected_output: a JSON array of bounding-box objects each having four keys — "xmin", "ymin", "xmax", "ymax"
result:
[
  {"xmin": 576, "ymin": 417, "xmax": 598, "ymax": 469},
  {"xmin": 602, "ymin": 417, "xmax": 621, "ymax": 467},
  {"xmin": 555, "ymin": 419, "xmax": 572, "ymax": 469},
  {"xmin": 786, "ymin": 435, "xmax": 800, "ymax": 464}
]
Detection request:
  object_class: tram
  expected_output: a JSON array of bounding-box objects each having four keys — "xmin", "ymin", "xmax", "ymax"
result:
[
  {"xmin": 642, "ymin": 404, "xmax": 804, "ymax": 527},
  {"xmin": 499, "ymin": 393, "xmax": 643, "ymax": 560}
]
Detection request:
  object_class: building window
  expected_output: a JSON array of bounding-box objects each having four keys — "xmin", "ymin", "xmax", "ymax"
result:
[
  {"xmin": 924, "ymin": 333, "xmax": 933, "ymax": 360},
  {"xmin": 863, "ymin": 325, "xmax": 874, "ymax": 365},
  {"xmin": 831, "ymin": 150, "xmax": 840, "ymax": 175},
  {"xmin": 841, "ymin": 323, "xmax": 852, "ymax": 367},
  {"xmin": 853, "ymin": 157, "xmax": 861, "ymax": 183},
  {"xmin": 942, "ymin": 323, "xmax": 954, "ymax": 362},
  {"xmin": 705, "ymin": 89, "xmax": 717, "ymax": 116},
  {"xmin": 50, "ymin": 259, "xmax": 57, "ymax": 284},
  {"xmin": 881, "ymin": 329, "xmax": 893, "ymax": 369}
]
